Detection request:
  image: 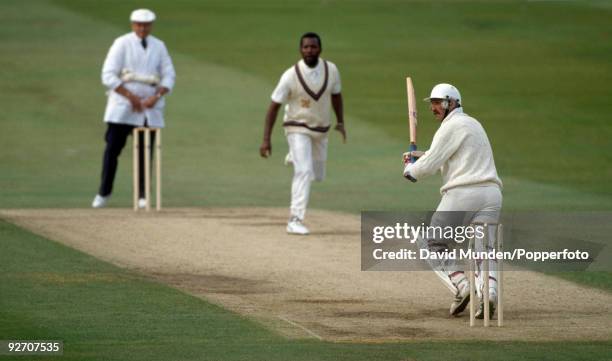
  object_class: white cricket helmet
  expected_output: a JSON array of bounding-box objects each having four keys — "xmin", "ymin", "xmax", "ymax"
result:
[
  {"xmin": 130, "ymin": 9, "xmax": 156, "ymax": 23},
  {"xmin": 424, "ymin": 83, "xmax": 461, "ymax": 105}
]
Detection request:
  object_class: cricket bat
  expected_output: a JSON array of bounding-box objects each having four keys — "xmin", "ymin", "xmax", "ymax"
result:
[{"xmin": 406, "ymin": 77, "xmax": 418, "ymax": 163}]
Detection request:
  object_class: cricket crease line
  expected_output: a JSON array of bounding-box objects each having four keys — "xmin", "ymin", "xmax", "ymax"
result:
[{"xmin": 277, "ymin": 315, "xmax": 323, "ymax": 341}]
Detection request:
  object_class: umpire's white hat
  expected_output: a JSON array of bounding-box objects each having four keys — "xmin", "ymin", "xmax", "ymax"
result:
[{"xmin": 130, "ymin": 9, "xmax": 156, "ymax": 23}]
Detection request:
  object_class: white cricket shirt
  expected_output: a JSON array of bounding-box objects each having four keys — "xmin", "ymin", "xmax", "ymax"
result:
[{"xmin": 404, "ymin": 108, "xmax": 503, "ymax": 193}]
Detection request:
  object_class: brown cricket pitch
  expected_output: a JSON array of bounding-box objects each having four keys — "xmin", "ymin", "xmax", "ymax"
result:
[{"xmin": 1, "ymin": 208, "xmax": 610, "ymax": 342}]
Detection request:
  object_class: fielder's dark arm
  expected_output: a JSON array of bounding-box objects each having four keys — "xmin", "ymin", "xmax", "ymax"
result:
[
  {"xmin": 331, "ymin": 93, "xmax": 346, "ymax": 142},
  {"xmin": 260, "ymin": 101, "xmax": 282, "ymax": 158}
]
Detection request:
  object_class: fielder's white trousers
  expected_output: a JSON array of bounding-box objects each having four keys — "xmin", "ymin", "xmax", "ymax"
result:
[
  {"xmin": 421, "ymin": 185, "xmax": 502, "ymax": 296},
  {"xmin": 287, "ymin": 133, "xmax": 328, "ymax": 220}
]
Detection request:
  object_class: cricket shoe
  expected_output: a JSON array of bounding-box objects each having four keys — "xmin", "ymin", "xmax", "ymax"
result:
[
  {"xmin": 92, "ymin": 194, "xmax": 109, "ymax": 208},
  {"xmin": 287, "ymin": 216, "xmax": 309, "ymax": 235},
  {"xmin": 475, "ymin": 290, "xmax": 497, "ymax": 319},
  {"xmin": 449, "ymin": 276, "xmax": 470, "ymax": 316},
  {"xmin": 138, "ymin": 198, "xmax": 147, "ymax": 209}
]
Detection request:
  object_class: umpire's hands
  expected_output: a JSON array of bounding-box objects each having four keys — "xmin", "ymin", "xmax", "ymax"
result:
[
  {"xmin": 127, "ymin": 94, "xmax": 143, "ymax": 113},
  {"xmin": 142, "ymin": 95, "xmax": 159, "ymax": 109}
]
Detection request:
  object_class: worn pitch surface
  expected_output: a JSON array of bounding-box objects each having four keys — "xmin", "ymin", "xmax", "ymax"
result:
[{"xmin": 2, "ymin": 208, "xmax": 610, "ymax": 342}]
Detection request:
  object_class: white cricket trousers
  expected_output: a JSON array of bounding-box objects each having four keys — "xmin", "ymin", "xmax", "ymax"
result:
[
  {"xmin": 287, "ymin": 133, "xmax": 328, "ymax": 220},
  {"xmin": 424, "ymin": 185, "xmax": 502, "ymax": 296}
]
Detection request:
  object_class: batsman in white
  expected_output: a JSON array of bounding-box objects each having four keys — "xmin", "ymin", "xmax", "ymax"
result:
[
  {"xmin": 403, "ymin": 84, "xmax": 503, "ymax": 319},
  {"xmin": 92, "ymin": 9, "xmax": 175, "ymax": 209},
  {"xmin": 260, "ymin": 32, "xmax": 346, "ymax": 235}
]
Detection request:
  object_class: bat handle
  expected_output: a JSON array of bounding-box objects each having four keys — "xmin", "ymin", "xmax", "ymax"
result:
[{"xmin": 409, "ymin": 143, "xmax": 417, "ymax": 163}]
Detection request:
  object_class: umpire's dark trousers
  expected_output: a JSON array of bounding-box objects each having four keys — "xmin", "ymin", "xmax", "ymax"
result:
[{"xmin": 98, "ymin": 123, "xmax": 156, "ymax": 198}]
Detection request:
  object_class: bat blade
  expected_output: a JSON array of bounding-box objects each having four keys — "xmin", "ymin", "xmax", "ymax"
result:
[{"xmin": 406, "ymin": 77, "xmax": 418, "ymax": 163}]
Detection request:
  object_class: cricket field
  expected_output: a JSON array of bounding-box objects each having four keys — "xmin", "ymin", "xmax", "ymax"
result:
[{"xmin": 1, "ymin": 1, "xmax": 611, "ymax": 360}]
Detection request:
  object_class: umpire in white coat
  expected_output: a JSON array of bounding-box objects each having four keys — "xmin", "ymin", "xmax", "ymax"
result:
[{"xmin": 92, "ymin": 9, "xmax": 175, "ymax": 209}]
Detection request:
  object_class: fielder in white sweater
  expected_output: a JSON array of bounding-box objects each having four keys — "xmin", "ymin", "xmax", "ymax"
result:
[
  {"xmin": 260, "ymin": 33, "xmax": 346, "ymax": 236},
  {"xmin": 403, "ymin": 83, "xmax": 502, "ymax": 320}
]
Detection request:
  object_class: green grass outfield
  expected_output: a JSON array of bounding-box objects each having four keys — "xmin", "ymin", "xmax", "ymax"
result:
[
  {"xmin": 0, "ymin": 0, "xmax": 611, "ymax": 211},
  {"xmin": 0, "ymin": 0, "xmax": 611, "ymax": 360}
]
